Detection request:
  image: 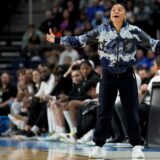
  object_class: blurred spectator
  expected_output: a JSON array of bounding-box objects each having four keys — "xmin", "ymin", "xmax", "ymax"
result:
[
  {"xmin": 45, "ymin": 50, "xmax": 60, "ymax": 67},
  {"xmin": 82, "ymin": 45, "xmax": 100, "ymax": 67},
  {"xmin": 37, "ymin": 64, "xmax": 55, "ymax": 95},
  {"xmin": 134, "ymin": 0, "xmax": 152, "ymax": 34},
  {"xmin": 21, "ymin": 24, "xmax": 44, "ymax": 58},
  {"xmin": 87, "ymin": 0, "xmax": 105, "ymax": 21},
  {"xmin": 126, "ymin": 0, "xmax": 135, "ymax": 24},
  {"xmin": 136, "ymin": 49, "xmax": 146, "ymax": 69},
  {"xmin": 79, "ymin": 0, "xmax": 92, "ymax": 9},
  {"xmin": 152, "ymin": 0, "xmax": 160, "ymax": 37},
  {"xmin": 60, "ymin": 10, "xmax": 71, "ymax": 32},
  {"xmin": 50, "ymin": 64, "xmax": 72, "ymax": 97},
  {"xmin": 79, "ymin": 60, "xmax": 100, "ymax": 83},
  {"xmin": 136, "ymin": 49, "xmax": 155, "ymax": 70},
  {"xmin": 91, "ymin": 11, "xmax": 108, "ymax": 28},
  {"xmin": 66, "ymin": 1, "xmax": 80, "ymax": 31},
  {"xmin": 83, "ymin": 21, "xmax": 93, "ymax": 32},
  {"xmin": 39, "ymin": 10, "xmax": 55, "ymax": 34},
  {"xmin": 74, "ymin": 12, "xmax": 88, "ymax": 35},
  {"xmin": 137, "ymin": 68, "xmax": 151, "ymax": 84},
  {"xmin": 145, "ymin": 51, "xmax": 155, "ymax": 69},
  {"xmin": 0, "ymin": 72, "xmax": 17, "ymax": 115},
  {"xmin": 58, "ymin": 46, "xmax": 79, "ymax": 65},
  {"xmin": 10, "ymin": 85, "xmax": 26, "ymax": 116},
  {"xmin": 50, "ymin": 2, "xmax": 62, "ymax": 28},
  {"xmin": 103, "ymin": 0, "xmax": 114, "ymax": 18},
  {"xmin": 17, "ymin": 68, "xmax": 26, "ymax": 83},
  {"xmin": 32, "ymin": 69, "xmax": 46, "ymax": 98},
  {"xmin": 134, "ymin": 0, "xmax": 152, "ymax": 22},
  {"xmin": 16, "ymin": 68, "xmax": 34, "ymax": 97}
]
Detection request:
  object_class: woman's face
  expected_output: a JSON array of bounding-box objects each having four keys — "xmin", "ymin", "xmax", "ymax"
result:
[
  {"xmin": 25, "ymin": 69, "xmax": 33, "ymax": 82},
  {"xmin": 18, "ymin": 73, "xmax": 26, "ymax": 82},
  {"xmin": 18, "ymin": 81, "xmax": 27, "ymax": 91},
  {"xmin": 71, "ymin": 70, "xmax": 82, "ymax": 84},
  {"xmin": 32, "ymin": 70, "xmax": 41, "ymax": 83},
  {"xmin": 80, "ymin": 64, "xmax": 92, "ymax": 78},
  {"xmin": 110, "ymin": 4, "xmax": 126, "ymax": 24}
]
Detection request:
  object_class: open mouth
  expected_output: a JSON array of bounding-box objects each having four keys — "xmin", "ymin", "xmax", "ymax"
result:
[{"xmin": 113, "ymin": 15, "xmax": 119, "ymax": 18}]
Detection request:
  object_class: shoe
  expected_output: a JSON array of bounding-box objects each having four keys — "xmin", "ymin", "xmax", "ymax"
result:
[
  {"xmin": 45, "ymin": 133, "xmax": 60, "ymax": 141},
  {"xmin": 77, "ymin": 129, "xmax": 93, "ymax": 144},
  {"xmin": 85, "ymin": 140, "xmax": 95, "ymax": 146},
  {"xmin": 107, "ymin": 136, "xmax": 125, "ymax": 143},
  {"xmin": 105, "ymin": 137, "xmax": 113, "ymax": 143},
  {"xmin": 19, "ymin": 131, "xmax": 37, "ymax": 140},
  {"xmin": 132, "ymin": 145, "xmax": 145, "ymax": 159},
  {"xmin": 37, "ymin": 132, "xmax": 53, "ymax": 141},
  {"xmin": 60, "ymin": 133, "xmax": 76, "ymax": 144},
  {"xmin": 14, "ymin": 130, "xmax": 28, "ymax": 136},
  {"xmin": 31, "ymin": 125, "xmax": 39, "ymax": 134},
  {"xmin": 1, "ymin": 128, "xmax": 13, "ymax": 137},
  {"xmin": 89, "ymin": 146, "xmax": 104, "ymax": 159},
  {"xmin": 8, "ymin": 114, "xmax": 25, "ymax": 130},
  {"xmin": 11, "ymin": 130, "xmax": 28, "ymax": 140}
]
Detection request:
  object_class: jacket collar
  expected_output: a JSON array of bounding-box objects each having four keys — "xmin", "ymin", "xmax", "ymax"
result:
[{"xmin": 109, "ymin": 19, "xmax": 128, "ymax": 31}]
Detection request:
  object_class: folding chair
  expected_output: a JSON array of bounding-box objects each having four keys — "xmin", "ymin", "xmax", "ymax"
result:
[{"xmin": 147, "ymin": 82, "xmax": 160, "ymax": 148}]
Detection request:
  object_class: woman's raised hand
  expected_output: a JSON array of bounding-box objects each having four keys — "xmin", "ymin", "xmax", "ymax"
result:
[{"xmin": 46, "ymin": 28, "xmax": 55, "ymax": 43}]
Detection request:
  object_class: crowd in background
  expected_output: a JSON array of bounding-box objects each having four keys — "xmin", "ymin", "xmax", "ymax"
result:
[{"xmin": 0, "ymin": 0, "xmax": 160, "ymax": 145}]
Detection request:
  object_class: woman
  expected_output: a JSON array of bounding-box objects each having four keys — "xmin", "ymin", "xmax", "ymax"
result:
[{"xmin": 46, "ymin": 2, "xmax": 160, "ymax": 159}]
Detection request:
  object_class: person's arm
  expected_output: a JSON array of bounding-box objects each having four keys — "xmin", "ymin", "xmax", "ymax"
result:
[
  {"xmin": 63, "ymin": 59, "xmax": 84, "ymax": 78},
  {"xmin": 46, "ymin": 26, "xmax": 101, "ymax": 48},
  {"xmin": 134, "ymin": 26, "xmax": 160, "ymax": 53},
  {"xmin": 34, "ymin": 82, "xmax": 46, "ymax": 98},
  {"xmin": 44, "ymin": 74, "xmax": 55, "ymax": 95},
  {"xmin": 0, "ymin": 97, "xmax": 14, "ymax": 108}
]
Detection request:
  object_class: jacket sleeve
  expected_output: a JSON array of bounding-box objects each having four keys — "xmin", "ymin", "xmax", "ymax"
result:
[
  {"xmin": 134, "ymin": 26, "xmax": 160, "ymax": 53},
  {"xmin": 55, "ymin": 26, "xmax": 101, "ymax": 48}
]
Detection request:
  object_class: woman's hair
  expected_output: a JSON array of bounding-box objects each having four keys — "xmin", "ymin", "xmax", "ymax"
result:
[
  {"xmin": 80, "ymin": 60, "xmax": 93, "ymax": 68},
  {"xmin": 83, "ymin": 80, "xmax": 97, "ymax": 92},
  {"xmin": 112, "ymin": 0, "xmax": 127, "ymax": 11},
  {"xmin": 54, "ymin": 64, "xmax": 70, "ymax": 75}
]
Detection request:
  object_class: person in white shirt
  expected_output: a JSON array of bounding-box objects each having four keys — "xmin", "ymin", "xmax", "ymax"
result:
[
  {"xmin": 58, "ymin": 46, "xmax": 79, "ymax": 65},
  {"xmin": 37, "ymin": 64, "xmax": 55, "ymax": 96}
]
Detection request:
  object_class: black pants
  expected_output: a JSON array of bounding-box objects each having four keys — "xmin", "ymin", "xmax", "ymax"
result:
[
  {"xmin": 27, "ymin": 99, "xmax": 48, "ymax": 131},
  {"xmin": 114, "ymin": 102, "xmax": 127, "ymax": 138},
  {"xmin": 139, "ymin": 103, "xmax": 149, "ymax": 139},
  {"xmin": 93, "ymin": 68, "xmax": 143, "ymax": 147},
  {"xmin": 35, "ymin": 104, "xmax": 48, "ymax": 131}
]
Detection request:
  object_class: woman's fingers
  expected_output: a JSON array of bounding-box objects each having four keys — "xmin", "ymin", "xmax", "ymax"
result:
[
  {"xmin": 46, "ymin": 34, "xmax": 54, "ymax": 43},
  {"xmin": 46, "ymin": 28, "xmax": 55, "ymax": 43}
]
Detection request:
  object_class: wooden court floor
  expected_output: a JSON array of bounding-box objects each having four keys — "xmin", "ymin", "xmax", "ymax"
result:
[{"xmin": 0, "ymin": 138, "xmax": 160, "ymax": 160}]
